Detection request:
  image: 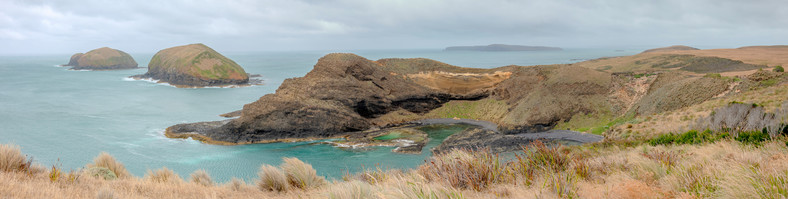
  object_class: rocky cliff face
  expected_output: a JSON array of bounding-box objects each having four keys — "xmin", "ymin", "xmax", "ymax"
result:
[
  {"xmin": 167, "ymin": 53, "xmax": 488, "ymax": 143},
  {"xmin": 135, "ymin": 43, "xmax": 248, "ymax": 87},
  {"xmin": 65, "ymin": 47, "xmax": 137, "ymax": 70},
  {"xmin": 167, "ymin": 52, "xmax": 756, "ymax": 144},
  {"xmin": 66, "ymin": 53, "xmax": 83, "ymax": 66}
]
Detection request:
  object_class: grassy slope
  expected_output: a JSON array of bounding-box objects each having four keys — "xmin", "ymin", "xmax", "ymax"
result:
[{"xmin": 148, "ymin": 44, "xmax": 247, "ymax": 80}]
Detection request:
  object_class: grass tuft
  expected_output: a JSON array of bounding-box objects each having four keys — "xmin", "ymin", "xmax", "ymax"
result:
[
  {"xmin": 190, "ymin": 169, "xmax": 213, "ymax": 186},
  {"xmin": 281, "ymin": 157, "xmax": 326, "ymax": 190},
  {"xmin": 419, "ymin": 148, "xmax": 509, "ymax": 191},
  {"xmin": 145, "ymin": 167, "xmax": 182, "ymax": 183},
  {"xmin": 87, "ymin": 152, "xmax": 130, "ymax": 179},
  {"xmin": 0, "ymin": 144, "xmax": 30, "ymax": 173},
  {"xmin": 257, "ymin": 164, "xmax": 290, "ymax": 192}
]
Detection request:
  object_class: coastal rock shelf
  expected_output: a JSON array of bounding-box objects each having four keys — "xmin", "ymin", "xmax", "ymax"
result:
[{"xmin": 63, "ymin": 47, "xmax": 138, "ymax": 70}]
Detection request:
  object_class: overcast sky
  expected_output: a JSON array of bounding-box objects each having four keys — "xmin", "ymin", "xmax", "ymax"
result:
[{"xmin": 1, "ymin": 0, "xmax": 787, "ymax": 54}]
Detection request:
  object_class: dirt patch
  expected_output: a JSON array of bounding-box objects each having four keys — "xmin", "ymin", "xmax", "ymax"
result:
[{"xmin": 406, "ymin": 71, "xmax": 511, "ymax": 95}]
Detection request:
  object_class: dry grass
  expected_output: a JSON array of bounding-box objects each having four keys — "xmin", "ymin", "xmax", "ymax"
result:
[
  {"xmin": 257, "ymin": 164, "xmax": 289, "ymax": 192},
  {"xmin": 3, "ymin": 136, "xmax": 788, "ymax": 198},
  {"xmin": 145, "ymin": 167, "xmax": 182, "ymax": 184},
  {"xmin": 87, "ymin": 152, "xmax": 130, "ymax": 179},
  {"xmin": 281, "ymin": 157, "xmax": 326, "ymax": 190},
  {"xmin": 189, "ymin": 169, "xmax": 213, "ymax": 186},
  {"xmin": 0, "ymin": 144, "xmax": 28, "ymax": 173}
]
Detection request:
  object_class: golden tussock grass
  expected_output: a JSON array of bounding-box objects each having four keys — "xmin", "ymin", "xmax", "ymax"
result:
[
  {"xmin": 2, "ymin": 139, "xmax": 788, "ymax": 198},
  {"xmin": 87, "ymin": 152, "xmax": 130, "ymax": 179},
  {"xmin": 145, "ymin": 167, "xmax": 182, "ymax": 184},
  {"xmin": 0, "ymin": 144, "xmax": 28, "ymax": 173}
]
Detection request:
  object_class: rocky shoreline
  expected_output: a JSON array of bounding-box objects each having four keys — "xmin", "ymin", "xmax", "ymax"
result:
[
  {"xmin": 127, "ymin": 74, "xmax": 263, "ymax": 88},
  {"xmin": 166, "ymin": 117, "xmax": 603, "ymax": 153}
]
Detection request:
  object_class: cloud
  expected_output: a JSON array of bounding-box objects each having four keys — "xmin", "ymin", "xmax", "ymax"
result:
[{"xmin": 0, "ymin": 0, "xmax": 787, "ymax": 54}]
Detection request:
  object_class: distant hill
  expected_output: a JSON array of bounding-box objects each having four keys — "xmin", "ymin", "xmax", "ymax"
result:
[
  {"xmin": 641, "ymin": 45, "xmax": 699, "ymax": 53},
  {"xmin": 444, "ymin": 44, "xmax": 562, "ymax": 51}
]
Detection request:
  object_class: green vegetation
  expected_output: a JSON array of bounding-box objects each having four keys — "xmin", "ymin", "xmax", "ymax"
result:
[
  {"xmin": 557, "ymin": 111, "xmax": 640, "ymax": 135},
  {"xmin": 647, "ymin": 129, "xmax": 774, "ymax": 146},
  {"xmin": 775, "ymin": 65, "xmax": 784, "ymax": 72},
  {"xmin": 633, "ymin": 73, "xmax": 655, "ymax": 78},
  {"xmin": 425, "ymin": 99, "xmax": 508, "ymax": 122}
]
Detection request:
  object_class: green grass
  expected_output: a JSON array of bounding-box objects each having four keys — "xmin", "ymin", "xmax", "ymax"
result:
[
  {"xmin": 425, "ymin": 99, "xmax": 508, "ymax": 121},
  {"xmin": 556, "ymin": 111, "xmax": 639, "ymax": 135},
  {"xmin": 648, "ymin": 129, "xmax": 772, "ymax": 146}
]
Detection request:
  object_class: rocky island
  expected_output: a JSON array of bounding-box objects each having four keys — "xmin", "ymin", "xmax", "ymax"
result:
[
  {"xmin": 130, "ymin": 43, "xmax": 257, "ymax": 88},
  {"xmin": 63, "ymin": 47, "xmax": 138, "ymax": 70},
  {"xmin": 444, "ymin": 44, "xmax": 562, "ymax": 51}
]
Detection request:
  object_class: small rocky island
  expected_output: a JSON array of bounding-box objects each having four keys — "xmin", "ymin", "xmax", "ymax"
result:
[
  {"xmin": 445, "ymin": 44, "xmax": 562, "ymax": 51},
  {"xmin": 63, "ymin": 47, "xmax": 138, "ymax": 70},
  {"xmin": 130, "ymin": 43, "xmax": 259, "ymax": 88}
]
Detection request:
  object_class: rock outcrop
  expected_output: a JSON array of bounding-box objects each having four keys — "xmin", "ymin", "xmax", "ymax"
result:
[
  {"xmin": 166, "ymin": 53, "xmax": 487, "ymax": 144},
  {"xmin": 64, "ymin": 47, "xmax": 137, "ymax": 70},
  {"xmin": 641, "ymin": 45, "xmax": 699, "ymax": 53},
  {"xmin": 133, "ymin": 43, "xmax": 249, "ymax": 87}
]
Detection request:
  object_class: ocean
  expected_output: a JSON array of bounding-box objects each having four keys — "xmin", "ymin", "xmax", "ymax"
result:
[{"xmin": 0, "ymin": 48, "xmax": 641, "ymax": 182}]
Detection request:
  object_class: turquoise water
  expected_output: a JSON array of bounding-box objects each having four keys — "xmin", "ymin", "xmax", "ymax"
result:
[{"xmin": 0, "ymin": 48, "xmax": 640, "ymax": 182}]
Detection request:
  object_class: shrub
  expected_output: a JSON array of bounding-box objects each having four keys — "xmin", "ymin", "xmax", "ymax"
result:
[
  {"xmin": 258, "ymin": 164, "xmax": 289, "ymax": 192},
  {"xmin": 84, "ymin": 167, "xmax": 117, "ymax": 180},
  {"xmin": 87, "ymin": 152, "xmax": 130, "ymax": 179},
  {"xmin": 190, "ymin": 169, "xmax": 213, "ymax": 186},
  {"xmin": 145, "ymin": 167, "xmax": 182, "ymax": 183},
  {"xmin": 735, "ymin": 130, "xmax": 770, "ymax": 145},
  {"xmin": 0, "ymin": 144, "xmax": 29, "ymax": 173},
  {"xmin": 693, "ymin": 102, "xmax": 784, "ymax": 137},
  {"xmin": 281, "ymin": 157, "xmax": 326, "ymax": 190},
  {"xmin": 775, "ymin": 65, "xmax": 784, "ymax": 72}
]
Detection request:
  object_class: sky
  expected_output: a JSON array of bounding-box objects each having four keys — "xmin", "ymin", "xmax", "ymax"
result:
[{"xmin": 1, "ymin": 0, "xmax": 787, "ymax": 54}]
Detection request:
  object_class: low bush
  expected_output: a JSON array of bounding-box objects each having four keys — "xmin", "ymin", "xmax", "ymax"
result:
[{"xmin": 775, "ymin": 65, "xmax": 784, "ymax": 72}]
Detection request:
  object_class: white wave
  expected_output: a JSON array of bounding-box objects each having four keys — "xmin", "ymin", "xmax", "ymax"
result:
[{"xmin": 123, "ymin": 77, "xmax": 178, "ymax": 88}]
